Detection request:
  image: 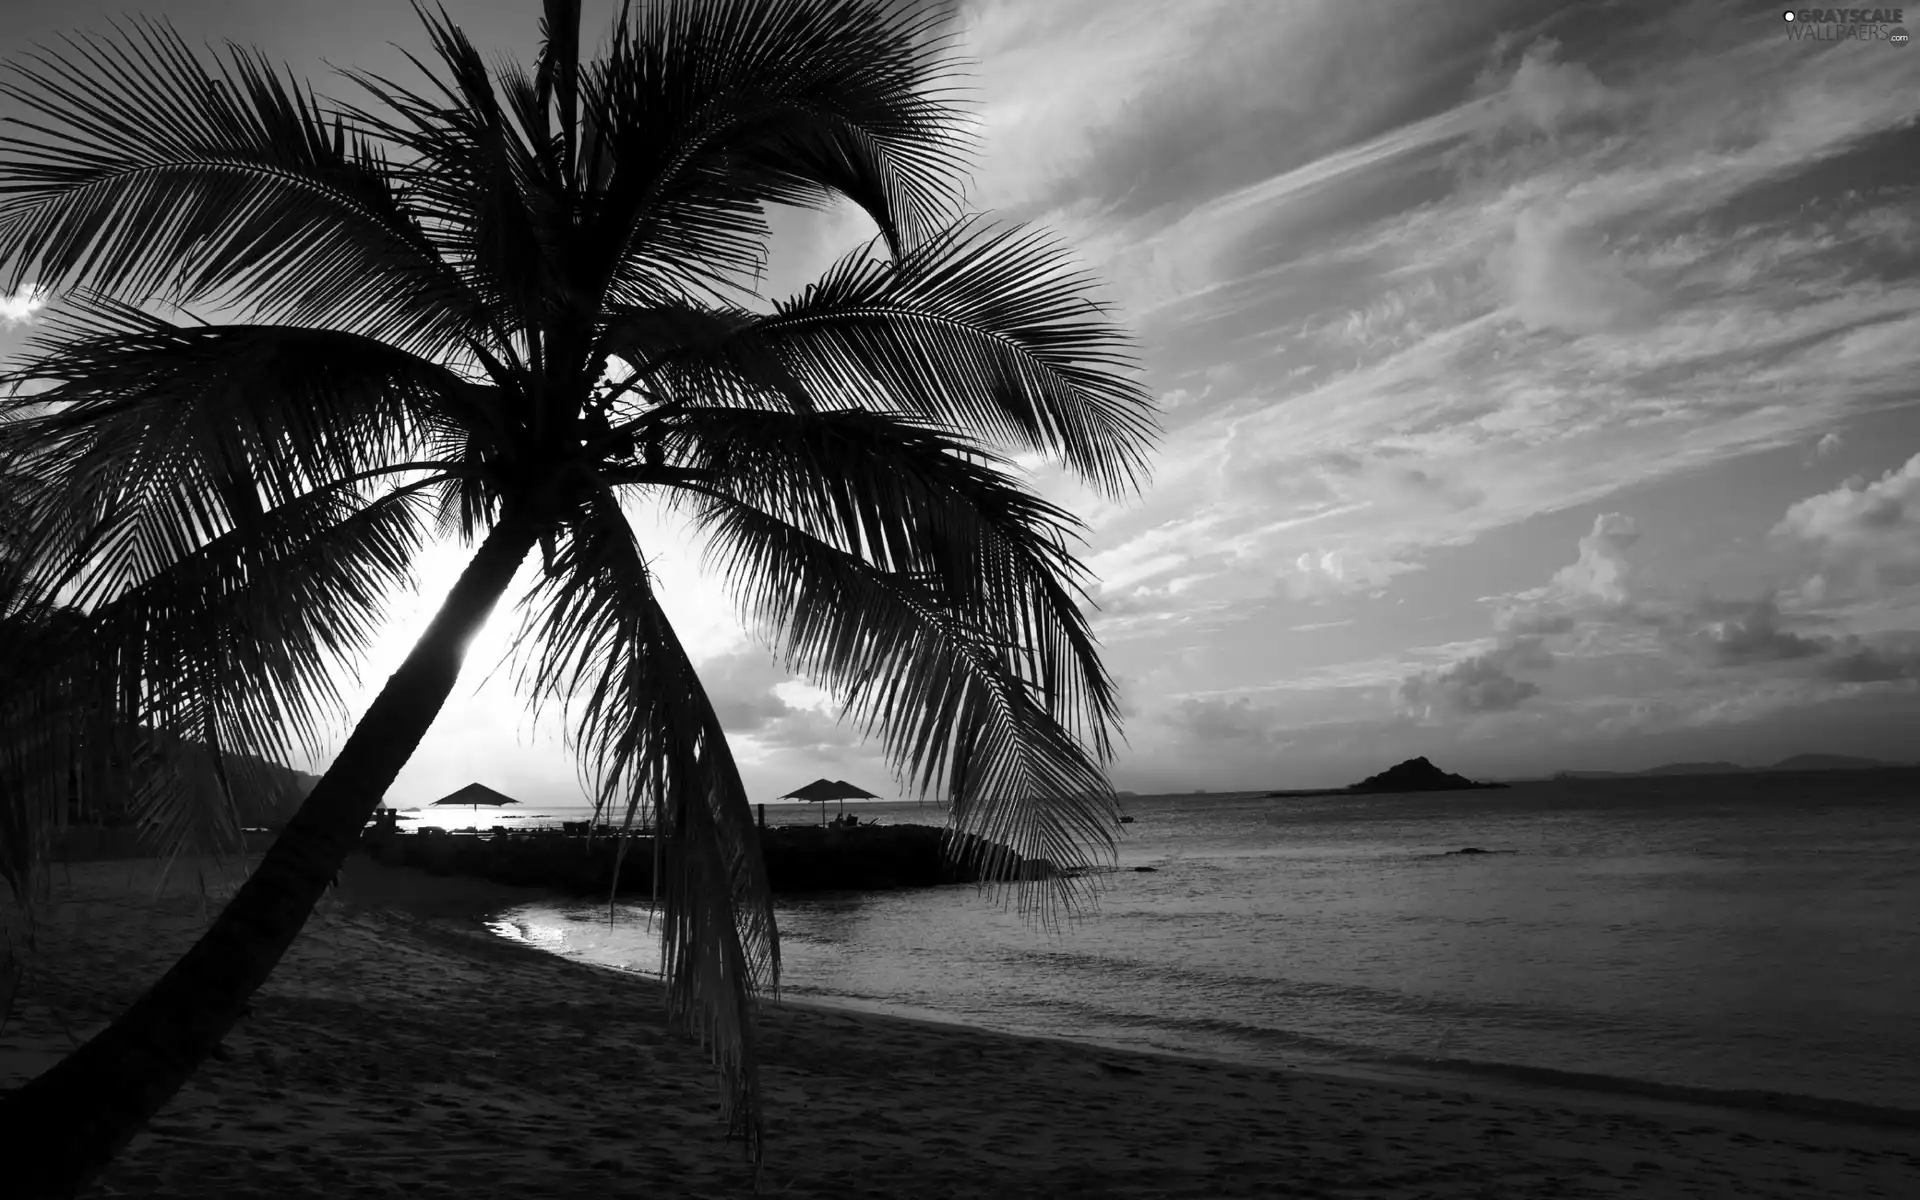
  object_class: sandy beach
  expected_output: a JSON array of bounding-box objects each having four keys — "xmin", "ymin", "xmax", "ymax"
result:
[{"xmin": 4, "ymin": 856, "xmax": 1918, "ymax": 1199}]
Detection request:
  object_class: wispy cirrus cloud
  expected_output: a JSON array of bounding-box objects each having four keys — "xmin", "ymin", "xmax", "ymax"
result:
[{"xmin": 1054, "ymin": 7, "xmax": 1920, "ymax": 677}]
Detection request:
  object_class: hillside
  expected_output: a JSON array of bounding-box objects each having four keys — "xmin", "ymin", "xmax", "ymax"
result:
[
  {"xmin": 1551, "ymin": 754, "xmax": 1906, "ymax": 781},
  {"xmin": 1768, "ymin": 754, "xmax": 1897, "ymax": 772},
  {"xmin": 96, "ymin": 738, "xmax": 319, "ymax": 829}
]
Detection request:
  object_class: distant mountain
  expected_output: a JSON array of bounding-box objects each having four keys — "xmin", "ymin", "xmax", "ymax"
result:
[
  {"xmin": 198, "ymin": 749, "xmax": 318, "ymax": 828},
  {"xmin": 1768, "ymin": 753, "xmax": 1895, "ymax": 772},
  {"xmin": 1345, "ymin": 757, "xmax": 1507, "ymax": 794},
  {"xmin": 1275, "ymin": 752, "xmax": 1913, "ymax": 798},
  {"xmin": 1550, "ymin": 762, "xmax": 1752, "ymax": 779},
  {"xmin": 74, "ymin": 736, "xmax": 319, "ymax": 833},
  {"xmin": 1641, "ymin": 761, "xmax": 1754, "ymax": 776},
  {"xmin": 149, "ymin": 735, "xmax": 318, "ymax": 828},
  {"xmin": 1550, "ymin": 754, "xmax": 1907, "ymax": 781}
]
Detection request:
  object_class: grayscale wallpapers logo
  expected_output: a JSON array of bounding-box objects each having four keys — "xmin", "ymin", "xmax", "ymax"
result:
[{"xmin": 1782, "ymin": 7, "xmax": 1910, "ymax": 42}]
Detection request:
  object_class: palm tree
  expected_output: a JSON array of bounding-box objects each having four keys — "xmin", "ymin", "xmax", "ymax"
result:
[{"xmin": 0, "ymin": 1, "xmax": 1154, "ymax": 1193}]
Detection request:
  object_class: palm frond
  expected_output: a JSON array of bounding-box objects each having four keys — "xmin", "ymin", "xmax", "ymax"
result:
[
  {"xmin": 688, "ymin": 406, "xmax": 1117, "ymax": 738},
  {"xmin": 82, "ymin": 479, "xmax": 436, "ymax": 773},
  {"xmin": 660, "ymin": 407, "xmax": 1123, "ymax": 921},
  {"xmin": 0, "ymin": 19, "xmax": 490, "ymax": 358},
  {"xmin": 119, "ymin": 726, "xmax": 250, "ymax": 890},
  {"xmin": 604, "ymin": 217, "xmax": 1158, "ymax": 497},
  {"xmin": 583, "ymin": 0, "xmax": 971, "ymax": 311},
  {"xmin": 0, "ymin": 596, "xmax": 99, "ymax": 924},
  {"xmin": 0, "ymin": 462, "xmax": 389, "ymax": 926},
  {"xmin": 596, "ymin": 301, "xmax": 805, "ymax": 420},
  {"xmin": 1, "ymin": 478, "xmax": 429, "ymax": 933},
  {"xmin": 0, "ymin": 452, "xmax": 73, "ymax": 920},
  {"xmin": 0, "ymin": 453, "xmax": 433, "ymax": 882},
  {"xmin": 514, "ymin": 489, "xmax": 776, "ymax": 1151},
  {"xmin": 1, "ymin": 301, "xmax": 452, "ymax": 838},
  {"xmin": 1, "ymin": 299, "xmax": 464, "ymax": 610},
  {"xmin": 705, "ymin": 500, "xmax": 1118, "ymax": 919},
  {"xmin": 337, "ymin": 8, "xmax": 563, "ymax": 354}
]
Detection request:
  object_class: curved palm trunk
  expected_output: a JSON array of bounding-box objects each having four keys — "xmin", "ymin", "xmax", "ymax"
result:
[{"xmin": 0, "ymin": 513, "xmax": 543, "ymax": 1199}]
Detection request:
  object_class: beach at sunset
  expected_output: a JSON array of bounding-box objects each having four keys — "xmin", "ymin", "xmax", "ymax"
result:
[
  {"xmin": 4, "ymin": 0, "xmax": 1920, "ymax": 1192},
  {"xmin": 4, "ymin": 853, "xmax": 1916, "ymax": 1199}
]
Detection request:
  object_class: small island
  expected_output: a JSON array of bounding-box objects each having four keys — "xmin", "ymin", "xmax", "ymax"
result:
[
  {"xmin": 1346, "ymin": 756, "xmax": 1507, "ymax": 793},
  {"xmin": 1266, "ymin": 756, "xmax": 1508, "ymax": 798}
]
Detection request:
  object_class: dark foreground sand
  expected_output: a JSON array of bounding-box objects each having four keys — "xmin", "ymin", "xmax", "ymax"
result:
[{"xmin": 4, "ymin": 856, "xmax": 1919, "ymax": 1198}]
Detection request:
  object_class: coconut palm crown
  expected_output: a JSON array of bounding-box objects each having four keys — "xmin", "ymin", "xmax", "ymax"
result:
[{"xmin": 0, "ymin": 0, "xmax": 1154, "ymax": 1191}]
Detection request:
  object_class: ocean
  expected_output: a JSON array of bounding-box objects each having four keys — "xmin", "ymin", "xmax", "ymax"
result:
[{"xmin": 475, "ymin": 772, "xmax": 1920, "ymax": 1116}]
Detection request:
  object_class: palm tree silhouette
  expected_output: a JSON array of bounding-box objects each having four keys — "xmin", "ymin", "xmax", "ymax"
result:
[{"xmin": 0, "ymin": 1, "xmax": 1154, "ymax": 1192}]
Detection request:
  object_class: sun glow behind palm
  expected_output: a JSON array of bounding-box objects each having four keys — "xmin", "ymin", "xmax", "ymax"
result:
[
  {"xmin": 349, "ymin": 196, "xmax": 898, "ymax": 805},
  {"xmin": 0, "ymin": 2, "xmax": 1155, "ymax": 1176}
]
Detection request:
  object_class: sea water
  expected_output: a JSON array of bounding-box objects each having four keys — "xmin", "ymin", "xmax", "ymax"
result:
[{"xmin": 481, "ymin": 772, "xmax": 1920, "ymax": 1114}]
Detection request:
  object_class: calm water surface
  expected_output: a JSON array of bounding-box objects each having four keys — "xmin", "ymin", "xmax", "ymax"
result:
[{"xmin": 482, "ymin": 774, "xmax": 1920, "ymax": 1112}]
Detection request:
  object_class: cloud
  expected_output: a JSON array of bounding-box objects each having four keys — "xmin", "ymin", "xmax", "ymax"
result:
[
  {"xmin": 1587, "ymin": 697, "xmax": 1682, "ymax": 739},
  {"xmin": 1008, "ymin": 8, "xmax": 1920, "ymax": 650},
  {"xmin": 1398, "ymin": 637, "xmax": 1551, "ymax": 717},
  {"xmin": 1773, "ymin": 453, "xmax": 1920, "ymax": 593},
  {"xmin": 970, "ymin": 0, "xmax": 1481, "ymax": 229},
  {"xmin": 1816, "ymin": 635, "xmax": 1920, "ymax": 683},
  {"xmin": 1812, "ymin": 431, "xmax": 1844, "ymax": 462},
  {"xmin": 1159, "ymin": 696, "xmax": 1280, "ymax": 746},
  {"xmin": 1158, "ymin": 385, "xmax": 1210, "ymax": 413},
  {"xmin": 679, "ymin": 649, "xmax": 873, "ymax": 758},
  {"xmin": 1498, "ymin": 608, "xmax": 1578, "ymax": 637},
  {"xmin": 754, "ymin": 198, "xmax": 882, "ymax": 305},
  {"xmin": 1502, "ymin": 206, "xmax": 1656, "ymax": 335},
  {"xmin": 1666, "ymin": 595, "xmax": 1826, "ymax": 668},
  {"xmin": 1498, "ymin": 516, "xmax": 1872, "ymax": 673},
  {"xmin": 1551, "ymin": 512, "xmax": 1640, "ymax": 602},
  {"xmin": 1504, "ymin": 39, "xmax": 1614, "ymax": 134},
  {"xmin": 669, "ymin": 648, "xmax": 794, "ymax": 734},
  {"xmin": 1, "ymin": 284, "xmax": 46, "ymax": 325},
  {"xmin": 1279, "ymin": 547, "xmax": 1410, "ymax": 600}
]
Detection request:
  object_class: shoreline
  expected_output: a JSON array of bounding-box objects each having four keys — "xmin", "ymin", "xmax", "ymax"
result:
[
  {"xmin": 366, "ymin": 857, "xmax": 1920, "ymax": 1142},
  {"xmin": 352, "ymin": 859, "xmax": 1920, "ymax": 1152},
  {"xmin": 6, "ymin": 856, "xmax": 1919, "ymax": 1197},
  {"xmin": 501, "ymin": 936, "xmax": 1920, "ymax": 1142},
  {"xmin": 472, "ymin": 866, "xmax": 1920, "ymax": 1137}
]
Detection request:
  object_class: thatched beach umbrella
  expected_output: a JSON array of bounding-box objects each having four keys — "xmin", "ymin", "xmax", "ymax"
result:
[
  {"xmin": 780, "ymin": 778, "xmax": 881, "ymax": 825},
  {"xmin": 428, "ymin": 782, "xmax": 522, "ymax": 813},
  {"xmin": 833, "ymin": 780, "xmax": 880, "ymax": 807}
]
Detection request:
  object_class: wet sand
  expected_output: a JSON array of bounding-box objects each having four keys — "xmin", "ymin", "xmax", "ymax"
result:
[{"xmin": 3, "ymin": 855, "xmax": 1918, "ymax": 1198}]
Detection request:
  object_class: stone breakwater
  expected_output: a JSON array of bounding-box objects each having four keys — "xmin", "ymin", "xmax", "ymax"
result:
[{"xmin": 362, "ymin": 823, "xmax": 1054, "ymax": 896}]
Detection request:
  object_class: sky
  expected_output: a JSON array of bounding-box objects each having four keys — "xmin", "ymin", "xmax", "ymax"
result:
[{"xmin": 3, "ymin": 0, "xmax": 1919, "ymax": 804}]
